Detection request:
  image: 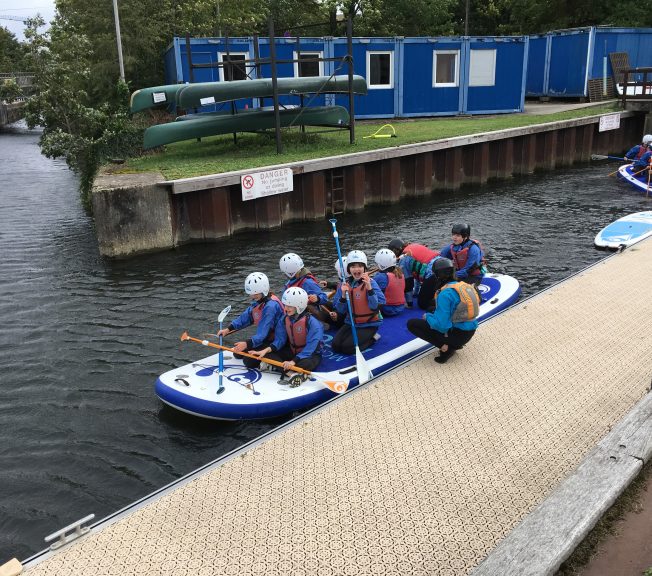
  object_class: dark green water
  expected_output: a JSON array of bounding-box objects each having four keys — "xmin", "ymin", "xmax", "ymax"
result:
[{"xmin": 0, "ymin": 123, "xmax": 648, "ymax": 562}]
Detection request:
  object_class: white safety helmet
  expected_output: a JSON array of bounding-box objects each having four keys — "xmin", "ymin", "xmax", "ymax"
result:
[
  {"xmin": 279, "ymin": 253, "xmax": 304, "ymax": 279},
  {"xmin": 281, "ymin": 287, "xmax": 309, "ymax": 314},
  {"xmin": 244, "ymin": 272, "xmax": 270, "ymax": 296},
  {"xmin": 642, "ymin": 134, "xmax": 652, "ymax": 145},
  {"xmin": 346, "ymin": 250, "xmax": 368, "ymax": 272},
  {"xmin": 374, "ymin": 248, "xmax": 397, "ymax": 271},
  {"xmin": 334, "ymin": 257, "xmax": 349, "ymax": 280}
]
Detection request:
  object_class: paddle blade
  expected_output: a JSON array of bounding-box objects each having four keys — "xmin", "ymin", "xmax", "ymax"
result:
[
  {"xmin": 180, "ymin": 331, "xmax": 189, "ymax": 342},
  {"xmin": 218, "ymin": 305, "xmax": 232, "ymax": 323},
  {"xmin": 323, "ymin": 380, "xmax": 349, "ymax": 394},
  {"xmin": 355, "ymin": 348, "xmax": 373, "ymax": 384}
]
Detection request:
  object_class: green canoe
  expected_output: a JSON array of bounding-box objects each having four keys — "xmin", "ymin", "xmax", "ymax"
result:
[
  {"xmin": 177, "ymin": 75, "xmax": 367, "ymax": 110},
  {"xmin": 130, "ymin": 84, "xmax": 186, "ymax": 114},
  {"xmin": 143, "ymin": 105, "xmax": 350, "ymax": 149},
  {"xmin": 131, "ymin": 75, "xmax": 367, "ymax": 114}
]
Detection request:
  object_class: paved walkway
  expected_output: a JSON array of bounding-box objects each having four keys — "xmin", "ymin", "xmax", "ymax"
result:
[
  {"xmin": 522, "ymin": 99, "xmax": 618, "ymax": 115},
  {"xmin": 15, "ymin": 238, "xmax": 652, "ymax": 576}
]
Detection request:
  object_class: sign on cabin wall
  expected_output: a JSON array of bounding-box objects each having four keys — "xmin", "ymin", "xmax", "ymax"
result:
[
  {"xmin": 241, "ymin": 168, "xmax": 294, "ymax": 201},
  {"xmin": 598, "ymin": 113, "xmax": 621, "ymax": 132}
]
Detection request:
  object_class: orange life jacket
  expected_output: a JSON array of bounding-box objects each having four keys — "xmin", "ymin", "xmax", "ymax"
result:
[
  {"xmin": 450, "ymin": 239, "xmax": 486, "ymax": 276},
  {"xmin": 284, "ymin": 313, "xmax": 309, "ymax": 355},
  {"xmin": 251, "ymin": 294, "xmax": 283, "ymax": 327},
  {"xmin": 350, "ymin": 283, "xmax": 380, "ymax": 324},
  {"xmin": 383, "ymin": 271, "xmax": 406, "ymax": 306},
  {"xmin": 436, "ymin": 282, "xmax": 480, "ymax": 322}
]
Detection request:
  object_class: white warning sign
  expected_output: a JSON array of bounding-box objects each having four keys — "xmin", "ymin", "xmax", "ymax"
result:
[
  {"xmin": 241, "ymin": 168, "xmax": 294, "ymax": 201},
  {"xmin": 599, "ymin": 113, "xmax": 620, "ymax": 132}
]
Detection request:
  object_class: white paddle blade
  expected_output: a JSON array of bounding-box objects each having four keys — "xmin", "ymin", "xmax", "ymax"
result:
[
  {"xmin": 218, "ymin": 305, "xmax": 232, "ymax": 323},
  {"xmin": 355, "ymin": 348, "xmax": 373, "ymax": 384}
]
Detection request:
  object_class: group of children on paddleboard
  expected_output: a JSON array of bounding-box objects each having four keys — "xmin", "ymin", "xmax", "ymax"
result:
[{"xmin": 215, "ymin": 223, "xmax": 487, "ymax": 384}]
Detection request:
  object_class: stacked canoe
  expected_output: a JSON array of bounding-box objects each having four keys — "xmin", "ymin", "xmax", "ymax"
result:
[{"xmin": 131, "ymin": 75, "xmax": 368, "ymax": 149}]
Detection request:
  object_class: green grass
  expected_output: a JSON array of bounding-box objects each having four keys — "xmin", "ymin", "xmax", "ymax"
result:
[{"xmin": 119, "ymin": 103, "xmax": 620, "ymax": 180}]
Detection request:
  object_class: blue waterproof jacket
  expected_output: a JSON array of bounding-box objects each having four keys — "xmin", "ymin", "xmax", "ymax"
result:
[
  {"xmin": 229, "ymin": 297, "xmax": 284, "ymax": 348},
  {"xmin": 625, "ymin": 144, "xmax": 646, "ymax": 160},
  {"xmin": 439, "ymin": 240, "xmax": 484, "ymax": 280},
  {"xmin": 425, "ymin": 282, "xmax": 479, "ymax": 333},
  {"xmin": 632, "ymin": 150, "xmax": 652, "ymax": 173},
  {"xmin": 334, "ymin": 277, "xmax": 385, "ymax": 328},
  {"xmin": 270, "ymin": 313, "xmax": 324, "ymax": 360},
  {"xmin": 284, "ymin": 273, "xmax": 328, "ymax": 305}
]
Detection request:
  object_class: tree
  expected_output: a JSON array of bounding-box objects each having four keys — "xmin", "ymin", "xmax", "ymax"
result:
[{"xmin": 0, "ymin": 26, "xmax": 29, "ymax": 72}]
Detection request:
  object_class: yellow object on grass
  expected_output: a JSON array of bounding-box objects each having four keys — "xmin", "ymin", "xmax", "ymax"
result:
[{"xmin": 363, "ymin": 124, "xmax": 397, "ymax": 139}]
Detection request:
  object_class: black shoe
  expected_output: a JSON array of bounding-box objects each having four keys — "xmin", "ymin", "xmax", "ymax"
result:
[{"xmin": 434, "ymin": 349, "xmax": 456, "ymax": 364}]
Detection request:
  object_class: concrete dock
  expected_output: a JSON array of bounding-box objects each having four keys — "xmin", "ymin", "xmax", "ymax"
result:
[{"xmin": 15, "ymin": 238, "xmax": 652, "ymax": 576}]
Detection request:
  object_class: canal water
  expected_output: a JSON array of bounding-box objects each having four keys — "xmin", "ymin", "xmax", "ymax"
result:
[{"xmin": 0, "ymin": 123, "xmax": 648, "ymax": 562}]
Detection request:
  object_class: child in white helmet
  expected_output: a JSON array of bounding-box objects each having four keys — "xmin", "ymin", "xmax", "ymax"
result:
[
  {"xmin": 250, "ymin": 287, "xmax": 324, "ymax": 382},
  {"xmin": 332, "ymin": 250, "xmax": 385, "ymax": 355},
  {"xmin": 280, "ymin": 252, "xmax": 330, "ymax": 325},
  {"xmin": 373, "ymin": 248, "xmax": 406, "ymax": 316},
  {"xmin": 216, "ymin": 272, "xmax": 284, "ymax": 368}
]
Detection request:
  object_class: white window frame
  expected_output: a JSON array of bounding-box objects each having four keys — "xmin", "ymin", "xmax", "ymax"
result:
[
  {"xmin": 366, "ymin": 51, "xmax": 394, "ymax": 89},
  {"xmin": 218, "ymin": 52, "xmax": 250, "ymax": 82},
  {"xmin": 293, "ymin": 51, "xmax": 324, "ymax": 78},
  {"xmin": 432, "ymin": 50, "xmax": 459, "ymax": 88},
  {"xmin": 469, "ymin": 49, "xmax": 496, "ymax": 87}
]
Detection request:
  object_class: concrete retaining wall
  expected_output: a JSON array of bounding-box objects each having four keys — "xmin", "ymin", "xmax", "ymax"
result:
[{"xmin": 92, "ymin": 111, "xmax": 645, "ymax": 257}]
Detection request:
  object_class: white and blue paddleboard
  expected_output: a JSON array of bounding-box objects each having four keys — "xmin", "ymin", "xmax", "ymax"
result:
[
  {"xmin": 616, "ymin": 164, "xmax": 652, "ymax": 195},
  {"xmin": 594, "ymin": 211, "xmax": 652, "ymax": 250},
  {"xmin": 155, "ymin": 273, "xmax": 522, "ymax": 420}
]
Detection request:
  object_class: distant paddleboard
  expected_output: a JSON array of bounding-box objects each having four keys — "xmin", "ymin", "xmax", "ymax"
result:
[{"xmin": 594, "ymin": 211, "xmax": 652, "ymax": 250}]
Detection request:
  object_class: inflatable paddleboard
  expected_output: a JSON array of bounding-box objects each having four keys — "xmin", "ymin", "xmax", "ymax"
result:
[
  {"xmin": 155, "ymin": 273, "xmax": 521, "ymax": 420},
  {"xmin": 594, "ymin": 211, "xmax": 652, "ymax": 250},
  {"xmin": 616, "ymin": 164, "xmax": 652, "ymax": 195}
]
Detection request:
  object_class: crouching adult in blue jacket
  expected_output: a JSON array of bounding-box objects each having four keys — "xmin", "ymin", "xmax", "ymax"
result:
[
  {"xmin": 406, "ymin": 258, "xmax": 479, "ymax": 364},
  {"xmin": 251, "ymin": 287, "xmax": 324, "ymax": 383}
]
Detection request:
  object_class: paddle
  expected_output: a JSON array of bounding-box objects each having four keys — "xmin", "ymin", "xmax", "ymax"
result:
[
  {"xmin": 216, "ymin": 305, "xmax": 231, "ymax": 394},
  {"xmin": 591, "ymin": 154, "xmax": 628, "ymax": 161},
  {"xmin": 647, "ymin": 167, "xmax": 651, "ymax": 198},
  {"xmin": 180, "ymin": 332, "xmax": 348, "ymax": 394},
  {"xmin": 329, "ymin": 218, "xmax": 373, "ymax": 384}
]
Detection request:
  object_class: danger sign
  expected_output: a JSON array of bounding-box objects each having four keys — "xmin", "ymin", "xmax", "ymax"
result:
[{"xmin": 241, "ymin": 168, "xmax": 294, "ymax": 201}]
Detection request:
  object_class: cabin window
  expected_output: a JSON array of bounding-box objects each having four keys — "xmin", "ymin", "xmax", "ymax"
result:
[
  {"xmin": 433, "ymin": 51, "xmax": 459, "ymax": 87},
  {"xmin": 367, "ymin": 51, "xmax": 393, "ymax": 88},
  {"xmin": 294, "ymin": 52, "xmax": 323, "ymax": 77},
  {"xmin": 220, "ymin": 53, "xmax": 249, "ymax": 81},
  {"xmin": 469, "ymin": 49, "xmax": 496, "ymax": 86}
]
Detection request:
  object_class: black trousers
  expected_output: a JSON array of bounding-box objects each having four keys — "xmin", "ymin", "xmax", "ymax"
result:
[
  {"xmin": 407, "ymin": 318, "xmax": 475, "ymax": 351},
  {"xmin": 331, "ymin": 324, "xmax": 378, "ymax": 355},
  {"xmin": 235, "ymin": 341, "xmax": 272, "ymax": 368},
  {"xmin": 417, "ymin": 275, "xmax": 444, "ymax": 310},
  {"xmin": 265, "ymin": 346, "xmax": 322, "ymax": 373}
]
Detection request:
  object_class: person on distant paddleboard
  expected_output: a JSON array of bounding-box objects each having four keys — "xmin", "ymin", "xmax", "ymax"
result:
[
  {"xmin": 216, "ymin": 272, "xmax": 284, "ymax": 369},
  {"xmin": 406, "ymin": 258, "xmax": 479, "ymax": 364},
  {"xmin": 388, "ymin": 237, "xmax": 440, "ymax": 307},
  {"xmin": 631, "ymin": 143, "xmax": 652, "ymax": 179},
  {"xmin": 250, "ymin": 287, "xmax": 324, "ymax": 383},
  {"xmin": 625, "ymin": 134, "xmax": 652, "ymax": 161},
  {"xmin": 373, "ymin": 248, "xmax": 406, "ymax": 317},
  {"xmin": 439, "ymin": 223, "xmax": 486, "ymax": 287},
  {"xmin": 331, "ymin": 250, "xmax": 385, "ymax": 355}
]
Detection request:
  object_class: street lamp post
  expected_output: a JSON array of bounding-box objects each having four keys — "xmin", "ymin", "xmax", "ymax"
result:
[{"xmin": 112, "ymin": 0, "xmax": 125, "ymax": 81}]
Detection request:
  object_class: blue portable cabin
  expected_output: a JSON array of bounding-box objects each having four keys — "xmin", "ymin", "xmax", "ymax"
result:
[
  {"xmin": 399, "ymin": 36, "xmax": 527, "ymax": 116},
  {"xmin": 164, "ymin": 35, "xmax": 529, "ymax": 118},
  {"xmin": 526, "ymin": 27, "xmax": 652, "ymax": 98}
]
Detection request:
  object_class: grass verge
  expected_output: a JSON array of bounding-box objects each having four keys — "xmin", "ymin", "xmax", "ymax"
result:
[
  {"xmin": 555, "ymin": 457, "xmax": 652, "ymax": 575},
  {"xmin": 117, "ymin": 102, "xmax": 620, "ymax": 180}
]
